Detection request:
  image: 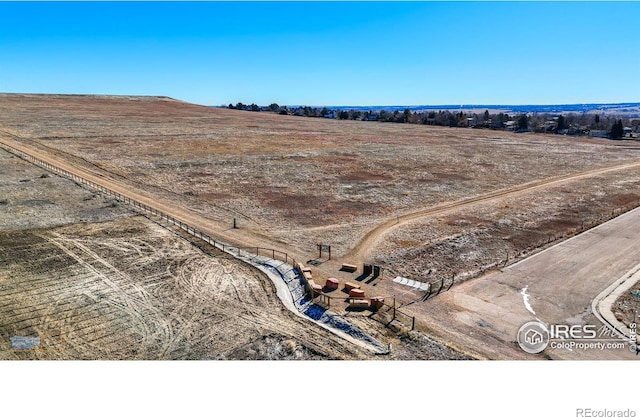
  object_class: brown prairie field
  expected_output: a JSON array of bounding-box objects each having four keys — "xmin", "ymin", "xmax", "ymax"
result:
[
  {"xmin": 0, "ymin": 146, "xmax": 464, "ymax": 359},
  {"xmin": 0, "ymin": 149, "xmax": 368, "ymax": 359},
  {"xmin": 2, "ymin": 93, "xmax": 640, "ymax": 359}
]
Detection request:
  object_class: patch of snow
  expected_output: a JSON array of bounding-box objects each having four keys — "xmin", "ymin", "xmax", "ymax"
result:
[{"xmin": 520, "ymin": 285, "xmax": 536, "ymax": 315}]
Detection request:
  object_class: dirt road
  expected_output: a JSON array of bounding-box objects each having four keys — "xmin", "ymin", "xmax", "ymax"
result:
[
  {"xmin": 0, "ymin": 132, "xmax": 305, "ymax": 261},
  {"xmin": 347, "ymin": 160, "xmax": 640, "ymax": 264}
]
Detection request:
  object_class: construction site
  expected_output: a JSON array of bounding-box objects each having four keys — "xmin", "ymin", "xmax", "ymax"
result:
[{"xmin": 2, "ymin": 93, "xmax": 639, "ymax": 360}]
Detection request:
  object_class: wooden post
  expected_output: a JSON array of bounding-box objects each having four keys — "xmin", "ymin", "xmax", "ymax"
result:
[
  {"xmin": 412, "ymin": 316, "xmax": 415, "ymax": 331},
  {"xmin": 233, "ymin": 218, "xmax": 237, "ymax": 229},
  {"xmin": 393, "ymin": 297, "xmax": 396, "ymax": 321}
]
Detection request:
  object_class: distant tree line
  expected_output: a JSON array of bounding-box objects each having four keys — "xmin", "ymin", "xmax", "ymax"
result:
[{"xmin": 226, "ymin": 102, "xmax": 639, "ymax": 140}]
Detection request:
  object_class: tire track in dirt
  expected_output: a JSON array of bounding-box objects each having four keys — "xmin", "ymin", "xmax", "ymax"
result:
[
  {"xmin": 162, "ymin": 257, "xmax": 225, "ymax": 356},
  {"xmin": 159, "ymin": 252, "xmax": 287, "ymax": 357},
  {"xmin": 47, "ymin": 237, "xmax": 154, "ymax": 348},
  {"xmin": 44, "ymin": 232, "xmax": 174, "ymax": 350},
  {"xmin": 173, "ymin": 257, "xmax": 356, "ymax": 357}
]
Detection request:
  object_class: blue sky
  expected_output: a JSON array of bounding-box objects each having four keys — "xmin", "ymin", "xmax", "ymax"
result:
[{"xmin": 1, "ymin": 1, "xmax": 638, "ymax": 106}]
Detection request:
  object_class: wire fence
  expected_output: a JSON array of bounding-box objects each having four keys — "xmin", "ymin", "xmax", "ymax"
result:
[
  {"xmin": 394, "ymin": 198, "xmax": 640, "ymax": 304},
  {"xmin": 1, "ymin": 140, "xmax": 418, "ymax": 332},
  {"xmin": 0, "ymin": 141, "xmax": 312, "ymax": 305}
]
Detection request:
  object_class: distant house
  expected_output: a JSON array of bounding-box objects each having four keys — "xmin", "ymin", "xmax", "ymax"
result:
[
  {"xmin": 324, "ymin": 111, "xmax": 337, "ymax": 119},
  {"xmin": 367, "ymin": 113, "xmax": 379, "ymax": 122},
  {"xmin": 568, "ymin": 126, "xmax": 588, "ymax": 136},
  {"xmin": 543, "ymin": 120, "xmax": 556, "ymax": 133},
  {"xmin": 505, "ymin": 121, "xmax": 517, "ymax": 131},
  {"xmin": 467, "ymin": 117, "xmax": 475, "ymax": 127},
  {"xmin": 589, "ymin": 130, "xmax": 609, "ymax": 138}
]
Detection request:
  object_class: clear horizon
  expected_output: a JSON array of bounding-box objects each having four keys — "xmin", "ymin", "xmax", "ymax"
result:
[
  {"xmin": 1, "ymin": 91, "xmax": 638, "ymax": 109},
  {"xmin": 1, "ymin": 1, "xmax": 638, "ymax": 107}
]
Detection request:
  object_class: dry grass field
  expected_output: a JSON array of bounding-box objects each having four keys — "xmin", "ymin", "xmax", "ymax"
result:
[
  {"xmin": 0, "ymin": 144, "xmax": 465, "ymax": 360},
  {"xmin": 0, "ymin": 148, "xmax": 374, "ymax": 359},
  {"xmin": 3, "ymin": 94, "xmax": 640, "ymax": 260},
  {"xmin": 3, "ymin": 93, "xmax": 640, "ymax": 359}
]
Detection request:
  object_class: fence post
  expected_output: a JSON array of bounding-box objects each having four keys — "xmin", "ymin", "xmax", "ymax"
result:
[{"xmin": 393, "ymin": 297, "xmax": 396, "ymax": 321}]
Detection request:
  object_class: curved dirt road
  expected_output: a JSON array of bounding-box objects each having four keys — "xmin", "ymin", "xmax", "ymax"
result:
[{"xmin": 346, "ymin": 160, "xmax": 640, "ymax": 264}]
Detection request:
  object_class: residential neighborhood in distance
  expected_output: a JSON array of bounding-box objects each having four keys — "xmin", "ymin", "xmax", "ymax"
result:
[{"xmin": 224, "ymin": 101, "xmax": 640, "ymax": 139}]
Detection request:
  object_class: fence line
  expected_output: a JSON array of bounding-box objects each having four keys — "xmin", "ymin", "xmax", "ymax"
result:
[
  {"xmin": 1, "ymin": 140, "xmax": 417, "ymax": 332},
  {"xmin": 0, "ymin": 141, "xmax": 300, "ymax": 269},
  {"xmin": 399, "ymin": 197, "xmax": 640, "ymax": 303}
]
